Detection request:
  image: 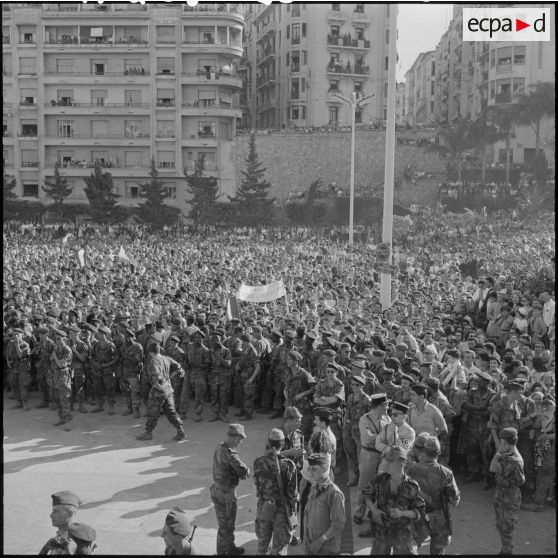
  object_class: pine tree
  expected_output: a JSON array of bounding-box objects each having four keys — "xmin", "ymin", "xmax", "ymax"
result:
[
  {"xmin": 184, "ymin": 155, "xmax": 220, "ymax": 226},
  {"xmin": 83, "ymin": 161, "xmax": 120, "ymax": 222},
  {"xmin": 42, "ymin": 159, "xmax": 73, "ymax": 210},
  {"xmin": 229, "ymin": 133, "xmax": 275, "ymax": 224},
  {"xmin": 137, "ymin": 157, "xmax": 179, "ymax": 227}
]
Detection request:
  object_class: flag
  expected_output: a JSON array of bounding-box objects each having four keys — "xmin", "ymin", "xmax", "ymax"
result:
[
  {"xmin": 118, "ymin": 246, "xmax": 129, "ymax": 263},
  {"xmin": 226, "ymin": 296, "xmax": 240, "ymax": 321},
  {"xmin": 77, "ymin": 249, "xmax": 85, "ymax": 268}
]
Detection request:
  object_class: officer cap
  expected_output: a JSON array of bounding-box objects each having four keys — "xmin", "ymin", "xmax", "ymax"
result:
[
  {"xmin": 125, "ymin": 328, "xmax": 136, "ymax": 338},
  {"xmin": 351, "ymin": 360, "xmax": 366, "ymax": 370},
  {"xmin": 51, "ymin": 491, "xmax": 81, "ymax": 508},
  {"xmin": 385, "ymin": 446, "xmax": 408, "ymax": 462},
  {"xmin": 424, "ymin": 377, "xmax": 440, "ymax": 390},
  {"xmin": 353, "ymin": 353, "xmax": 367, "ymax": 361},
  {"xmin": 53, "ymin": 329, "xmax": 67, "ymax": 338},
  {"xmin": 423, "ymin": 436, "xmax": 441, "ymax": 453},
  {"xmin": 370, "ymin": 393, "xmax": 390, "ymax": 405},
  {"xmin": 227, "ymin": 423, "xmax": 246, "ymax": 439},
  {"xmin": 288, "ymin": 350, "xmax": 303, "ymax": 362},
  {"xmin": 285, "ymin": 330, "xmax": 296, "ymax": 339},
  {"xmin": 391, "ymin": 401, "xmax": 409, "ymax": 414},
  {"xmin": 505, "ymin": 380, "xmax": 525, "ymax": 392},
  {"xmin": 97, "ymin": 325, "xmax": 110, "ymax": 335},
  {"xmin": 284, "ymin": 406, "xmax": 303, "ymax": 420},
  {"xmin": 271, "ymin": 329, "xmax": 283, "ymax": 338},
  {"xmin": 165, "ymin": 508, "xmax": 192, "ymax": 537},
  {"xmin": 68, "ymin": 325, "xmax": 80, "ymax": 333},
  {"xmin": 351, "ymin": 374, "xmax": 366, "ymax": 386},
  {"xmin": 169, "ymin": 335, "xmax": 180, "ymax": 343},
  {"xmin": 499, "ymin": 427, "xmax": 518, "ymax": 441},
  {"xmin": 67, "ymin": 522, "xmax": 96, "ymax": 544},
  {"xmin": 37, "ymin": 326, "xmax": 50, "ymax": 334},
  {"xmin": 269, "ymin": 428, "xmax": 285, "ymax": 442},
  {"xmin": 323, "ymin": 349, "xmax": 337, "ymax": 357},
  {"xmin": 306, "ymin": 453, "xmax": 330, "ymax": 468}
]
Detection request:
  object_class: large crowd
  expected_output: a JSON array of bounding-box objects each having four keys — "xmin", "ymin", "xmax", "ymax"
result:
[{"xmin": 3, "ymin": 206, "xmax": 555, "ymax": 555}]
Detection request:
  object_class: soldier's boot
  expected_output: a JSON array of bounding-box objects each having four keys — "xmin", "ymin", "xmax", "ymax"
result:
[
  {"xmin": 229, "ymin": 545, "xmax": 245, "ymax": 555},
  {"xmin": 122, "ymin": 405, "xmax": 134, "ymax": 416},
  {"xmin": 521, "ymin": 502, "xmax": 544, "ymax": 512},
  {"xmin": 78, "ymin": 403, "xmax": 88, "ymax": 413},
  {"xmin": 54, "ymin": 418, "xmax": 67, "ymax": 427},
  {"xmin": 136, "ymin": 431, "xmax": 153, "ymax": 441},
  {"xmin": 22, "ymin": 401, "xmax": 30, "ymax": 411},
  {"xmin": 13, "ymin": 402, "xmax": 23, "ymax": 409},
  {"xmin": 91, "ymin": 404, "xmax": 104, "ymax": 413},
  {"xmin": 36, "ymin": 401, "xmax": 49, "ymax": 409},
  {"xmin": 269, "ymin": 410, "xmax": 283, "ymax": 419},
  {"xmin": 173, "ymin": 428, "xmax": 186, "ymax": 441},
  {"xmin": 133, "ymin": 407, "xmax": 141, "ymax": 418},
  {"xmin": 107, "ymin": 403, "xmax": 115, "ymax": 415}
]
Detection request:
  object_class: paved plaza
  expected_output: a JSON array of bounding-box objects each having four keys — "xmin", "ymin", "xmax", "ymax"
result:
[{"xmin": 3, "ymin": 394, "xmax": 556, "ymax": 555}]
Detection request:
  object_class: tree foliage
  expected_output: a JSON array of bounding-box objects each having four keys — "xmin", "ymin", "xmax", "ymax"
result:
[
  {"xmin": 83, "ymin": 162, "xmax": 120, "ymax": 222},
  {"xmin": 137, "ymin": 158, "xmax": 179, "ymax": 227},
  {"xmin": 184, "ymin": 155, "xmax": 221, "ymax": 226},
  {"xmin": 468, "ymin": 113, "xmax": 507, "ymax": 184},
  {"xmin": 229, "ymin": 133, "xmax": 275, "ymax": 224},
  {"xmin": 42, "ymin": 159, "xmax": 73, "ymax": 209},
  {"xmin": 3, "ymin": 164, "xmax": 17, "ymax": 204}
]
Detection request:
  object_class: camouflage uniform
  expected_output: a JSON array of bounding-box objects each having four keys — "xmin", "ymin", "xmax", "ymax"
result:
[
  {"xmin": 68, "ymin": 337, "xmax": 89, "ymax": 407},
  {"xmin": 285, "ymin": 367, "xmax": 316, "ymax": 441},
  {"xmin": 237, "ymin": 344, "xmax": 260, "ymax": 416},
  {"xmin": 380, "ymin": 380, "xmax": 402, "ymax": 401},
  {"xmin": 166, "ymin": 344, "xmax": 185, "ymax": 410},
  {"xmin": 181, "ymin": 342, "xmax": 210, "ymax": 419},
  {"xmin": 6, "ymin": 339, "xmax": 32, "ymax": 404},
  {"xmin": 143, "ymin": 353, "xmax": 184, "ymax": 433},
  {"xmin": 34, "ymin": 338, "xmax": 55, "ymax": 404},
  {"xmin": 314, "ymin": 377, "xmax": 345, "ymax": 466},
  {"xmin": 343, "ymin": 391, "xmax": 371, "ymax": 483},
  {"xmin": 253, "ymin": 451, "xmax": 298, "ymax": 555},
  {"xmin": 363, "ymin": 472, "xmax": 425, "ymax": 555},
  {"xmin": 407, "ymin": 461, "xmax": 460, "ymax": 554},
  {"xmin": 428, "ymin": 392, "xmax": 456, "ymax": 465},
  {"xmin": 492, "ymin": 452, "xmax": 525, "ymax": 554},
  {"xmin": 270, "ymin": 343, "xmax": 290, "ymax": 411},
  {"xmin": 210, "ymin": 441, "xmax": 250, "ymax": 555},
  {"xmin": 90, "ymin": 339, "xmax": 117, "ymax": 406},
  {"xmin": 209, "ymin": 344, "xmax": 233, "ymax": 418},
  {"xmin": 113, "ymin": 331, "xmax": 126, "ymax": 395},
  {"xmin": 120, "ymin": 338, "xmax": 145, "ymax": 411},
  {"xmin": 51, "ymin": 343, "xmax": 73, "ymax": 421},
  {"xmin": 252, "ymin": 336, "xmax": 271, "ymax": 409}
]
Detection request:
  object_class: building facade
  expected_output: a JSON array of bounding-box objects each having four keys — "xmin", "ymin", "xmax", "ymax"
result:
[
  {"xmin": 404, "ymin": 50, "xmax": 436, "ymax": 126},
  {"xmin": 2, "ymin": 2, "xmax": 244, "ymax": 211},
  {"xmin": 243, "ymin": 2, "xmax": 393, "ymax": 129}
]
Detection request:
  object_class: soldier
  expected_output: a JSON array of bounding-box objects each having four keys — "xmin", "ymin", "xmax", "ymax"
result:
[
  {"xmin": 379, "ymin": 368, "xmax": 402, "ymax": 401},
  {"xmin": 314, "ymin": 348, "xmax": 337, "ymax": 382},
  {"xmin": 234, "ymin": 333, "xmax": 260, "ymax": 421},
  {"xmin": 363, "ymin": 446, "xmax": 425, "ymax": 555},
  {"xmin": 293, "ymin": 324, "xmax": 306, "ymax": 353},
  {"xmin": 210, "ymin": 424, "xmax": 251, "ymax": 556},
  {"xmin": 67, "ymin": 523, "xmax": 97, "ymax": 555},
  {"xmin": 136, "ymin": 343, "xmax": 186, "ymax": 442},
  {"xmin": 39, "ymin": 490, "xmax": 82, "ymax": 555},
  {"xmin": 301, "ymin": 331, "xmax": 320, "ymax": 376},
  {"xmin": 376, "ymin": 401, "xmax": 415, "ymax": 474},
  {"xmin": 251, "ymin": 325, "xmax": 271, "ymax": 412},
  {"xmin": 269, "ymin": 330, "xmax": 294, "ymax": 419},
  {"xmin": 31, "ymin": 325, "xmax": 55, "ymax": 408},
  {"xmin": 253, "ymin": 428, "xmax": 299, "ymax": 555},
  {"xmin": 461, "ymin": 369, "xmax": 497, "ymax": 488},
  {"xmin": 67, "ymin": 324, "xmax": 89, "ymax": 414},
  {"xmin": 273, "ymin": 406, "xmax": 306, "ymax": 471},
  {"xmin": 165, "ymin": 335, "xmax": 185, "ymax": 412},
  {"xmin": 408, "ymin": 434, "xmax": 460, "ymax": 555},
  {"xmin": 113, "ymin": 321, "xmax": 127, "ymax": 403},
  {"xmin": 50, "ymin": 329, "xmax": 74, "ymax": 430},
  {"xmin": 343, "ymin": 374, "xmax": 371, "ymax": 487},
  {"xmin": 80, "ymin": 323, "xmax": 97, "ymax": 406},
  {"xmin": 182, "ymin": 328, "xmax": 210, "ymax": 422},
  {"xmin": 353, "ymin": 392, "xmax": 391, "ymax": 533},
  {"xmin": 490, "ymin": 427, "xmax": 525, "ymax": 555},
  {"xmin": 161, "ymin": 508, "xmax": 199, "ymax": 556},
  {"xmin": 302, "ymin": 453, "xmax": 346, "ymax": 555},
  {"xmin": 425, "ymin": 377, "xmax": 456, "ymax": 466},
  {"xmin": 120, "ymin": 328, "xmax": 145, "ymax": 418},
  {"xmin": 284, "ymin": 350, "xmax": 316, "ymax": 441},
  {"xmin": 393, "ymin": 374, "xmax": 414, "ymax": 406},
  {"xmin": 5, "ymin": 328, "xmax": 32, "ymax": 410},
  {"xmin": 208, "ymin": 329, "xmax": 233, "ymax": 422},
  {"xmin": 90, "ymin": 325, "xmax": 118, "ymax": 415}
]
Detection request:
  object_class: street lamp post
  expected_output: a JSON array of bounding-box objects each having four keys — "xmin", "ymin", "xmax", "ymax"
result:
[{"xmin": 333, "ymin": 91, "xmax": 375, "ymax": 246}]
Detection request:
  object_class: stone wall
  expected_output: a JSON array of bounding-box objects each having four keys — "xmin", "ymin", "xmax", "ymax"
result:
[{"xmin": 233, "ymin": 130, "xmax": 446, "ymax": 206}]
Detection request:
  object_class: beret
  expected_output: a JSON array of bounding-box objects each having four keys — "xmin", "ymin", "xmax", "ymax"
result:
[
  {"xmin": 385, "ymin": 446, "xmax": 407, "ymax": 461},
  {"xmin": 284, "ymin": 406, "xmax": 303, "ymax": 420},
  {"xmin": 51, "ymin": 490, "xmax": 81, "ymax": 508},
  {"xmin": 505, "ymin": 380, "xmax": 525, "ymax": 392},
  {"xmin": 288, "ymin": 350, "xmax": 303, "ymax": 361},
  {"xmin": 391, "ymin": 401, "xmax": 409, "ymax": 413},
  {"xmin": 500, "ymin": 427, "xmax": 518, "ymax": 440},
  {"xmin": 410, "ymin": 383, "xmax": 428, "ymax": 397},
  {"xmin": 400, "ymin": 374, "xmax": 414, "ymax": 383},
  {"xmin": 169, "ymin": 335, "xmax": 180, "ymax": 343},
  {"xmin": 227, "ymin": 423, "xmax": 246, "ymax": 439},
  {"xmin": 68, "ymin": 522, "xmax": 96, "ymax": 543},
  {"xmin": 306, "ymin": 453, "xmax": 330, "ymax": 467},
  {"xmin": 37, "ymin": 326, "xmax": 50, "ymax": 334},
  {"xmin": 53, "ymin": 328, "xmax": 67, "ymax": 338},
  {"xmin": 269, "ymin": 428, "xmax": 285, "ymax": 441},
  {"xmin": 424, "ymin": 377, "xmax": 440, "ymax": 389},
  {"xmin": 98, "ymin": 325, "xmax": 110, "ymax": 334},
  {"xmin": 351, "ymin": 360, "xmax": 366, "ymax": 370},
  {"xmin": 414, "ymin": 432, "xmax": 430, "ymax": 448},
  {"xmin": 271, "ymin": 329, "xmax": 283, "ymax": 338},
  {"xmin": 285, "ymin": 330, "xmax": 296, "ymax": 339},
  {"xmin": 424, "ymin": 436, "xmax": 441, "ymax": 452},
  {"xmin": 351, "ymin": 374, "xmax": 366, "ymax": 386},
  {"xmin": 125, "ymin": 328, "xmax": 136, "ymax": 338},
  {"xmin": 165, "ymin": 508, "xmax": 192, "ymax": 537},
  {"xmin": 323, "ymin": 349, "xmax": 337, "ymax": 357}
]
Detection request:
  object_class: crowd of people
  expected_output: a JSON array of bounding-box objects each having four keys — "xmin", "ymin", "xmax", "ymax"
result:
[
  {"xmin": 4, "ymin": 205, "xmax": 555, "ymax": 555},
  {"xmin": 439, "ymin": 181, "xmax": 522, "ymax": 203}
]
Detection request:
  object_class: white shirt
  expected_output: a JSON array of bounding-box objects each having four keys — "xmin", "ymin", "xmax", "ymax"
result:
[{"xmin": 543, "ymin": 299, "xmax": 555, "ymax": 328}]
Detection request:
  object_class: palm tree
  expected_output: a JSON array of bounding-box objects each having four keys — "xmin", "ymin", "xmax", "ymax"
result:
[
  {"xmin": 487, "ymin": 105, "xmax": 517, "ymax": 186},
  {"xmin": 469, "ymin": 113, "xmax": 506, "ymax": 185}
]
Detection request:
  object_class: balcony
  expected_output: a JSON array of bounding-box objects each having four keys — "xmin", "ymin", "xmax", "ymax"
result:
[
  {"xmin": 327, "ymin": 34, "xmax": 370, "ymax": 49},
  {"xmin": 21, "ymin": 161, "xmax": 39, "ymax": 168},
  {"xmin": 257, "ymin": 49, "xmax": 276, "ymax": 66},
  {"xmin": 326, "ymin": 89, "xmax": 345, "ymax": 102},
  {"xmin": 156, "ymin": 100, "xmax": 176, "ymax": 108},
  {"xmin": 494, "ymin": 92, "xmax": 512, "ymax": 105},
  {"xmin": 43, "ymin": 4, "xmax": 148, "ymax": 15},
  {"xmin": 19, "ymin": 100, "xmax": 38, "ymax": 109},
  {"xmin": 256, "ymin": 76, "xmax": 276, "ymax": 90},
  {"xmin": 43, "ymin": 38, "xmax": 149, "ymax": 49},
  {"xmin": 157, "ymin": 162, "xmax": 176, "ymax": 169},
  {"xmin": 327, "ymin": 10, "xmax": 348, "ymax": 21},
  {"xmin": 43, "ymin": 134, "xmax": 151, "ymax": 147},
  {"xmin": 43, "ymin": 70, "xmax": 149, "ymax": 78},
  {"xmin": 291, "ymin": 37, "xmax": 301, "ymax": 45},
  {"xmin": 326, "ymin": 62, "xmax": 369, "ymax": 77},
  {"xmin": 182, "ymin": 38, "xmax": 243, "ymax": 55},
  {"xmin": 181, "ymin": 102, "xmax": 241, "ymax": 118},
  {"xmin": 182, "ymin": 3, "xmax": 243, "ymax": 18},
  {"xmin": 352, "ymin": 11, "xmax": 371, "ymax": 24},
  {"xmin": 181, "ymin": 71, "xmax": 242, "ymax": 88},
  {"xmin": 290, "ymin": 64, "xmax": 300, "ymax": 73},
  {"xmin": 43, "ymin": 102, "xmax": 151, "ymax": 109},
  {"xmin": 3, "ymin": 35, "xmax": 9, "ymax": 44}
]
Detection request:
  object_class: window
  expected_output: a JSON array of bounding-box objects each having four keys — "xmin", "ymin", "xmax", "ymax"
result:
[
  {"xmin": 157, "ymin": 57, "xmax": 174, "ymax": 74},
  {"xmin": 290, "ymin": 78, "xmax": 299, "ymax": 99},
  {"xmin": 219, "ymin": 122, "xmax": 230, "ymax": 140},
  {"xmin": 157, "ymin": 120, "xmax": 175, "ymax": 138},
  {"xmin": 124, "ymin": 90, "xmax": 141, "ymax": 106},
  {"xmin": 431, "ymin": 61, "xmax": 435, "ymax": 75},
  {"xmin": 355, "ymin": 28, "xmax": 364, "ymax": 40},
  {"xmin": 91, "ymin": 150, "xmax": 108, "ymax": 165},
  {"xmin": 56, "ymin": 89, "xmax": 74, "ymax": 105},
  {"xmin": 329, "ymin": 106, "xmax": 338, "ymax": 122},
  {"xmin": 198, "ymin": 89, "xmax": 216, "ymax": 107},
  {"xmin": 91, "ymin": 59, "xmax": 107, "ymax": 75},
  {"xmin": 57, "ymin": 151, "xmax": 74, "ymax": 167},
  {"xmin": 355, "ymin": 4, "xmax": 364, "ymax": 14},
  {"xmin": 291, "ymin": 4, "xmax": 300, "ymax": 17},
  {"xmin": 56, "ymin": 58, "xmax": 73, "ymax": 74},
  {"xmin": 21, "ymin": 123, "xmax": 37, "ymax": 137},
  {"xmin": 384, "ymin": 82, "xmax": 388, "ymax": 97},
  {"xmin": 91, "ymin": 89, "xmax": 107, "ymax": 106},
  {"xmin": 125, "ymin": 120, "xmax": 143, "ymax": 138},
  {"xmin": 301, "ymin": 77, "xmax": 306, "ymax": 93},
  {"xmin": 165, "ymin": 184, "xmax": 177, "ymax": 199},
  {"xmin": 157, "ymin": 151, "xmax": 175, "ymax": 168},
  {"xmin": 330, "ymin": 53, "xmax": 339, "ymax": 64},
  {"xmin": 20, "ymin": 88, "xmax": 36, "ymax": 105},
  {"xmin": 431, "ymin": 81, "xmax": 435, "ymax": 95},
  {"xmin": 126, "ymin": 184, "xmax": 140, "ymax": 199},
  {"xmin": 91, "ymin": 120, "xmax": 108, "ymax": 138},
  {"xmin": 354, "ymin": 81, "xmax": 362, "ymax": 93},
  {"xmin": 200, "ymin": 29, "xmax": 214, "ymax": 44},
  {"xmin": 513, "ymin": 46, "xmax": 526, "ymax": 65},
  {"xmin": 23, "ymin": 183, "xmax": 38, "ymax": 198},
  {"xmin": 329, "ymin": 80, "xmax": 339, "ymax": 92},
  {"xmin": 302, "ymin": 23, "xmax": 307, "ymax": 37},
  {"xmin": 498, "ymin": 148, "xmax": 513, "ymax": 164},
  {"xmin": 291, "ymin": 23, "xmax": 300, "ymax": 43},
  {"xmin": 331, "ymin": 3, "xmax": 340, "ymax": 11},
  {"xmin": 384, "ymin": 108, "xmax": 387, "ymax": 120},
  {"xmin": 57, "ymin": 120, "xmax": 73, "ymax": 137},
  {"xmin": 291, "ymin": 51, "xmax": 300, "ymax": 72},
  {"xmin": 331, "ymin": 25, "xmax": 340, "ymax": 35},
  {"xmin": 513, "ymin": 78, "xmax": 525, "ymax": 96},
  {"xmin": 19, "ymin": 57, "xmax": 36, "ymax": 74},
  {"xmin": 124, "ymin": 59, "xmax": 144, "ymax": 74},
  {"xmin": 156, "ymin": 26, "xmax": 174, "ymax": 43},
  {"xmin": 197, "ymin": 151, "xmax": 216, "ymax": 169},
  {"xmin": 385, "ymin": 30, "xmax": 389, "ymax": 43},
  {"xmin": 385, "ymin": 56, "xmax": 389, "ymax": 71},
  {"xmin": 157, "ymin": 88, "xmax": 175, "ymax": 106},
  {"xmin": 198, "ymin": 121, "xmax": 216, "ymax": 137},
  {"xmin": 286, "ymin": 25, "xmax": 290, "ymax": 39},
  {"xmin": 497, "ymin": 46, "xmax": 512, "ymax": 66},
  {"xmin": 21, "ymin": 149, "xmax": 38, "ymax": 166},
  {"xmin": 291, "ymin": 106, "xmax": 299, "ymax": 120},
  {"xmin": 124, "ymin": 151, "xmax": 142, "ymax": 168},
  {"xmin": 302, "ymin": 51, "xmax": 307, "ymax": 65}
]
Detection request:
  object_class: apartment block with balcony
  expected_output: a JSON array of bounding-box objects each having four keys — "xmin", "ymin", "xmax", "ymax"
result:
[
  {"xmin": 2, "ymin": 2, "xmax": 244, "ymax": 211},
  {"xmin": 245, "ymin": 3, "xmax": 393, "ymax": 128},
  {"xmin": 404, "ymin": 50, "xmax": 436, "ymax": 126}
]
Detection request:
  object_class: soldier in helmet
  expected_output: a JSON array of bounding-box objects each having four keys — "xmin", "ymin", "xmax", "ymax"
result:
[{"xmin": 161, "ymin": 508, "xmax": 199, "ymax": 556}]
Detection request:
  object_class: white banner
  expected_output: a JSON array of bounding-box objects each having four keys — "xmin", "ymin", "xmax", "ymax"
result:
[{"xmin": 236, "ymin": 280, "xmax": 287, "ymax": 303}]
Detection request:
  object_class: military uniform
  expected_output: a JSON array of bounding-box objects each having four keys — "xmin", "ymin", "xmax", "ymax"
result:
[
  {"xmin": 270, "ymin": 343, "xmax": 290, "ymax": 411},
  {"xmin": 68, "ymin": 335, "xmax": 90, "ymax": 411},
  {"xmin": 51, "ymin": 342, "xmax": 73, "ymax": 422},
  {"xmin": 6, "ymin": 337, "xmax": 32, "ymax": 406},
  {"xmin": 210, "ymin": 435, "xmax": 250, "ymax": 555},
  {"xmin": 237, "ymin": 343, "xmax": 259, "ymax": 417},
  {"xmin": 407, "ymin": 460, "xmax": 460, "ymax": 554},
  {"xmin": 34, "ymin": 335, "xmax": 55, "ymax": 405},
  {"xmin": 120, "ymin": 336, "xmax": 145, "ymax": 415},
  {"xmin": 285, "ymin": 367, "xmax": 316, "ymax": 441},
  {"xmin": 166, "ymin": 343, "xmax": 185, "ymax": 411},
  {"xmin": 90, "ymin": 338, "xmax": 117, "ymax": 409},
  {"xmin": 343, "ymin": 390, "xmax": 371, "ymax": 485},
  {"xmin": 181, "ymin": 342, "xmax": 210, "ymax": 420},
  {"xmin": 253, "ymin": 449, "xmax": 298, "ymax": 555},
  {"xmin": 209, "ymin": 344, "xmax": 233, "ymax": 419},
  {"xmin": 313, "ymin": 376, "xmax": 345, "ymax": 465}
]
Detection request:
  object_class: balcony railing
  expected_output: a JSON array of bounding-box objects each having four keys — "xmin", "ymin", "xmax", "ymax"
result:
[
  {"xmin": 182, "ymin": 101, "xmax": 240, "ymax": 110},
  {"xmin": 21, "ymin": 161, "xmax": 39, "ymax": 167},
  {"xmin": 157, "ymin": 162, "xmax": 176, "ymax": 169},
  {"xmin": 156, "ymin": 100, "xmax": 176, "ymax": 107},
  {"xmin": 182, "ymin": 39, "xmax": 242, "ymax": 48},
  {"xmin": 19, "ymin": 101, "xmax": 37, "ymax": 107},
  {"xmin": 182, "ymin": 70, "xmax": 239, "ymax": 79},
  {"xmin": 327, "ymin": 34, "xmax": 370, "ymax": 48},
  {"xmin": 291, "ymin": 37, "xmax": 301, "ymax": 45},
  {"xmin": 327, "ymin": 10, "xmax": 347, "ymax": 20},
  {"xmin": 495, "ymin": 92, "xmax": 512, "ymax": 104},
  {"xmin": 198, "ymin": 131, "xmax": 216, "ymax": 138},
  {"xmin": 183, "ymin": 4, "xmax": 241, "ymax": 15},
  {"xmin": 44, "ymin": 70, "xmax": 148, "ymax": 77},
  {"xmin": 44, "ymin": 102, "xmax": 150, "ymax": 108},
  {"xmin": 326, "ymin": 63, "xmax": 369, "ymax": 76},
  {"xmin": 49, "ymin": 133, "xmax": 151, "ymax": 139}
]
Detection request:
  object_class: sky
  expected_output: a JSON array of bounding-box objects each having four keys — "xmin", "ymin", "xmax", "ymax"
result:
[{"xmin": 396, "ymin": 3, "xmax": 454, "ymax": 81}]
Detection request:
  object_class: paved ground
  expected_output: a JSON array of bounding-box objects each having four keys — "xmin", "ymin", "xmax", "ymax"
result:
[{"xmin": 3, "ymin": 394, "xmax": 556, "ymax": 555}]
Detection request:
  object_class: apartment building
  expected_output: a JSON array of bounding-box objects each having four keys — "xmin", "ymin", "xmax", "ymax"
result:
[
  {"xmin": 243, "ymin": 2, "xmax": 393, "ymax": 129},
  {"xmin": 2, "ymin": 2, "xmax": 244, "ymax": 210},
  {"xmin": 404, "ymin": 50, "xmax": 436, "ymax": 126}
]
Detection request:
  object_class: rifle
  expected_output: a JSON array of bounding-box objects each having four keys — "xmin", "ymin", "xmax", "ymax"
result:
[
  {"xmin": 187, "ymin": 525, "xmax": 197, "ymax": 544},
  {"xmin": 439, "ymin": 465, "xmax": 453, "ymax": 536},
  {"xmin": 274, "ymin": 453, "xmax": 298, "ymax": 531}
]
